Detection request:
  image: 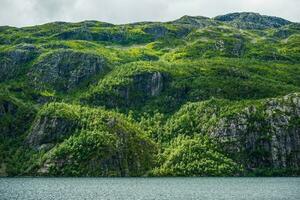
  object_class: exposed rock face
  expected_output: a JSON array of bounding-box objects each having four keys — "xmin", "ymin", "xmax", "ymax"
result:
[
  {"xmin": 143, "ymin": 24, "xmax": 190, "ymax": 39},
  {"xmin": 115, "ymin": 71, "xmax": 167, "ymax": 106},
  {"xmin": 211, "ymin": 93, "xmax": 300, "ymax": 170},
  {"xmin": 172, "ymin": 15, "xmax": 219, "ymax": 28},
  {"xmin": 214, "ymin": 36, "xmax": 245, "ymax": 57},
  {"xmin": 150, "ymin": 72, "xmax": 164, "ymax": 96},
  {"xmin": 25, "ymin": 116, "xmax": 77, "ymax": 150},
  {"xmin": 131, "ymin": 72, "xmax": 165, "ymax": 97},
  {"xmin": 57, "ymin": 26, "xmax": 147, "ymax": 44},
  {"xmin": 25, "ymin": 102, "xmax": 157, "ymax": 176},
  {"xmin": 0, "ymin": 44, "xmax": 39, "ymax": 81},
  {"xmin": 166, "ymin": 93, "xmax": 300, "ymax": 172},
  {"xmin": 29, "ymin": 50, "xmax": 108, "ymax": 91},
  {"xmin": 89, "ymin": 71, "xmax": 168, "ymax": 108},
  {"xmin": 38, "ymin": 128, "xmax": 156, "ymax": 176},
  {"xmin": 143, "ymin": 25, "xmax": 169, "ymax": 39},
  {"xmin": 57, "ymin": 27, "xmax": 94, "ymax": 41},
  {"xmin": 215, "ymin": 12, "xmax": 291, "ymax": 29}
]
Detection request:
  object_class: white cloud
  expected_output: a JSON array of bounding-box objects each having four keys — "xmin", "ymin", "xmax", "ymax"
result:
[{"xmin": 0, "ymin": 0, "xmax": 299, "ymax": 27}]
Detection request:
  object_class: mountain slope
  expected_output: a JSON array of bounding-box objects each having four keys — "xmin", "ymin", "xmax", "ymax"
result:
[
  {"xmin": 0, "ymin": 12, "xmax": 299, "ymax": 176},
  {"xmin": 214, "ymin": 12, "xmax": 291, "ymax": 29}
]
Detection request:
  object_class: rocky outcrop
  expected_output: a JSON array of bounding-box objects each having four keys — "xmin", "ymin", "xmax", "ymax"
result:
[
  {"xmin": 172, "ymin": 15, "xmax": 219, "ymax": 28},
  {"xmin": 214, "ymin": 12, "xmax": 291, "ymax": 29},
  {"xmin": 150, "ymin": 72, "xmax": 164, "ymax": 96},
  {"xmin": 57, "ymin": 27, "xmax": 94, "ymax": 41},
  {"xmin": 104, "ymin": 71, "xmax": 168, "ymax": 108},
  {"xmin": 25, "ymin": 116, "xmax": 77, "ymax": 150},
  {"xmin": 57, "ymin": 26, "xmax": 150, "ymax": 44},
  {"xmin": 166, "ymin": 93, "xmax": 300, "ymax": 172},
  {"xmin": 25, "ymin": 102, "xmax": 157, "ymax": 176},
  {"xmin": 214, "ymin": 36, "xmax": 245, "ymax": 57},
  {"xmin": 38, "ymin": 128, "xmax": 156, "ymax": 176},
  {"xmin": 210, "ymin": 93, "xmax": 300, "ymax": 170},
  {"xmin": 143, "ymin": 24, "xmax": 190, "ymax": 39},
  {"xmin": 131, "ymin": 71, "xmax": 165, "ymax": 97},
  {"xmin": 0, "ymin": 44, "xmax": 39, "ymax": 82},
  {"xmin": 29, "ymin": 50, "xmax": 108, "ymax": 91},
  {"xmin": 143, "ymin": 25, "xmax": 169, "ymax": 39},
  {"xmin": 87, "ymin": 70, "xmax": 168, "ymax": 109}
]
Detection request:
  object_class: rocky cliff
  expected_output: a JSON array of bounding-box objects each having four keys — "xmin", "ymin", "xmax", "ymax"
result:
[
  {"xmin": 24, "ymin": 103, "xmax": 156, "ymax": 176},
  {"xmin": 29, "ymin": 50, "xmax": 108, "ymax": 91},
  {"xmin": 164, "ymin": 94, "xmax": 300, "ymax": 174},
  {"xmin": 212, "ymin": 94, "xmax": 300, "ymax": 171}
]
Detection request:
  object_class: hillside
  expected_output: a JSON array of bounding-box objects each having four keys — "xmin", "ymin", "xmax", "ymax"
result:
[{"xmin": 0, "ymin": 12, "xmax": 299, "ymax": 176}]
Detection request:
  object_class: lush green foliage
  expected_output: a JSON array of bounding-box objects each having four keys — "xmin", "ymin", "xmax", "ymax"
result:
[
  {"xmin": 1, "ymin": 13, "xmax": 300, "ymax": 176},
  {"xmin": 152, "ymin": 136, "xmax": 241, "ymax": 176}
]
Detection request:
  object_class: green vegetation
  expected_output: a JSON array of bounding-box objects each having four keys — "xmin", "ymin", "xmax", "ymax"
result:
[
  {"xmin": 152, "ymin": 135, "xmax": 241, "ymax": 176},
  {"xmin": 0, "ymin": 12, "xmax": 300, "ymax": 176}
]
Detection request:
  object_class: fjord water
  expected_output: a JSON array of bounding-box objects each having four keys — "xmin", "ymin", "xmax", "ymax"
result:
[{"xmin": 0, "ymin": 177, "xmax": 299, "ymax": 200}]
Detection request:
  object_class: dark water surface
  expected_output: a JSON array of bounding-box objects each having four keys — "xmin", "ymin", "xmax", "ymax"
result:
[{"xmin": 0, "ymin": 177, "xmax": 299, "ymax": 200}]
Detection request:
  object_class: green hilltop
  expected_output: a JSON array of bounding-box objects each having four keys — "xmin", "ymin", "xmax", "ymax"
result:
[{"xmin": 0, "ymin": 12, "xmax": 299, "ymax": 176}]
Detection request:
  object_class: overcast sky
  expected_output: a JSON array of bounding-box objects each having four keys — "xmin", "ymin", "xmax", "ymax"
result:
[{"xmin": 0, "ymin": 0, "xmax": 299, "ymax": 27}]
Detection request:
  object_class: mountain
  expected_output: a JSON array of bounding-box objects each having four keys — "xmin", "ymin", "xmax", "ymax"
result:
[
  {"xmin": 0, "ymin": 12, "xmax": 299, "ymax": 176},
  {"xmin": 214, "ymin": 12, "xmax": 291, "ymax": 29}
]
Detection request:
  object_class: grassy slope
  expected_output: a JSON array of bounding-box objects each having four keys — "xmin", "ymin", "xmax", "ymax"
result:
[{"xmin": 0, "ymin": 13, "xmax": 300, "ymax": 176}]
